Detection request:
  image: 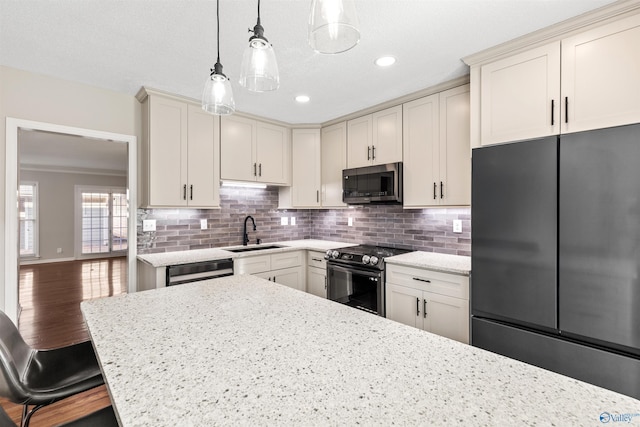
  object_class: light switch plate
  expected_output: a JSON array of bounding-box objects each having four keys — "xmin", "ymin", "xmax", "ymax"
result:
[
  {"xmin": 200, "ymin": 219, "xmax": 207, "ymax": 230},
  {"xmin": 290, "ymin": 217, "xmax": 296, "ymax": 226},
  {"xmin": 281, "ymin": 217, "xmax": 288, "ymax": 225},
  {"xmin": 453, "ymin": 220, "xmax": 463, "ymax": 233},
  {"xmin": 142, "ymin": 219, "xmax": 156, "ymax": 232}
]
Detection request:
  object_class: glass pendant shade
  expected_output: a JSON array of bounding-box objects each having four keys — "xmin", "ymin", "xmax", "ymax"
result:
[
  {"xmin": 239, "ymin": 37, "xmax": 280, "ymax": 92},
  {"xmin": 202, "ymin": 63, "xmax": 235, "ymax": 115},
  {"xmin": 308, "ymin": 0, "xmax": 360, "ymax": 54}
]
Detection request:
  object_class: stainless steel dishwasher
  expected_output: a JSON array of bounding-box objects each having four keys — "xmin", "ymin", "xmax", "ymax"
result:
[{"xmin": 165, "ymin": 259, "xmax": 234, "ymax": 286}]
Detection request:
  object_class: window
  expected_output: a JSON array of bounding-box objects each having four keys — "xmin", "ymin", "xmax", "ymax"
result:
[
  {"xmin": 19, "ymin": 182, "xmax": 38, "ymax": 257},
  {"xmin": 78, "ymin": 187, "xmax": 128, "ymax": 256}
]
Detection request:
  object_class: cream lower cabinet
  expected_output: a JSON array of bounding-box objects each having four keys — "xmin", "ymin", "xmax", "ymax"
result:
[
  {"xmin": 307, "ymin": 251, "xmax": 327, "ymax": 298},
  {"xmin": 138, "ymin": 88, "xmax": 220, "ymax": 208},
  {"xmin": 386, "ymin": 263, "xmax": 469, "ymax": 344},
  {"xmin": 403, "ymin": 84, "xmax": 470, "ymax": 207},
  {"xmin": 234, "ymin": 251, "xmax": 304, "ymax": 292},
  {"xmin": 220, "ymin": 116, "xmax": 290, "ymax": 185}
]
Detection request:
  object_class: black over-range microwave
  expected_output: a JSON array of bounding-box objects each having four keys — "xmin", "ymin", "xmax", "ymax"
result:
[{"xmin": 342, "ymin": 162, "xmax": 403, "ymax": 204}]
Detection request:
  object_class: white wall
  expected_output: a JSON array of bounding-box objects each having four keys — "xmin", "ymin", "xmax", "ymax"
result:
[
  {"xmin": 0, "ymin": 65, "xmax": 141, "ymax": 314},
  {"xmin": 20, "ymin": 170, "xmax": 127, "ymax": 261}
]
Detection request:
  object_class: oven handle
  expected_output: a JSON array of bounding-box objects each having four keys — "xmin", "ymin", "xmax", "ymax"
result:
[{"xmin": 327, "ymin": 262, "xmax": 382, "ymax": 278}]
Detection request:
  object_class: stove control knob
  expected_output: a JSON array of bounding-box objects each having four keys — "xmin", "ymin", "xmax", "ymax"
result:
[
  {"xmin": 325, "ymin": 250, "xmax": 333, "ymax": 259},
  {"xmin": 331, "ymin": 250, "xmax": 339, "ymax": 259},
  {"xmin": 362, "ymin": 255, "xmax": 371, "ymax": 265},
  {"xmin": 369, "ymin": 256, "xmax": 379, "ymax": 265}
]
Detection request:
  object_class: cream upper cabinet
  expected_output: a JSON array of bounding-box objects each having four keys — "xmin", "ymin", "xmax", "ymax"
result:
[
  {"xmin": 475, "ymin": 11, "xmax": 640, "ymax": 146},
  {"xmin": 561, "ymin": 13, "xmax": 640, "ymax": 134},
  {"xmin": 139, "ymin": 89, "xmax": 219, "ymax": 208},
  {"xmin": 402, "ymin": 85, "xmax": 470, "ymax": 208},
  {"xmin": 321, "ymin": 122, "xmax": 347, "ymax": 208},
  {"xmin": 479, "ymin": 42, "xmax": 561, "ymax": 146},
  {"xmin": 290, "ymin": 129, "xmax": 322, "ymax": 208},
  {"xmin": 347, "ymin": 105, "xmax": 402, "ymax": 168},
  {"xmin": 221, "ymin": 116, "xmax": 290, "ymax": 185}
]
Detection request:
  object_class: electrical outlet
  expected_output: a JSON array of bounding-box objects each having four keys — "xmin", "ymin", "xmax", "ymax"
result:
[
  {"xmin": 142, "ymin": 219, "xmax": 156, "ymax": 232},
  {"xmin": 56, "ymin": 248, "xmax": 63, "ymax": 254},
  {"xmin": 453, "ymin": 220, "xmax": 463, "ymax": 233},
  {"xmin": 281, "ymin": 217, "xmax": 288, "ymax": 226},
  {"xmin": 200, "ymin": 219, "xmax": 207, "ymax": 230},
  {"xmin": 290, "ymin": 217, "xmax": 296, "ymax": 226},
  {"xmin": 348, "ymin": 217, "xmax": 353, "ymax": 227}
]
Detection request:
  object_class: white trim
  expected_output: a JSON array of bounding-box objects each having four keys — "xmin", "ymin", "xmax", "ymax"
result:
[
  {"xmin": 20, "ymin": 257, "xmax": 75, "ymax": 265},
  {"xmin": 5, "ymin": 118, "xmax": 138, "ymax": 325}
]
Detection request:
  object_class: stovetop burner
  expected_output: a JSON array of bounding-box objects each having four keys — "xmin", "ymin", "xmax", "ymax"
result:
[{"xmin": 325, "ymin": 245, "xmax": 412, "ymax": 269}]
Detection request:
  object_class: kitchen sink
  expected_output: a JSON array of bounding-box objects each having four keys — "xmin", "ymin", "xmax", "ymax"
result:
[{"xmin": 225, "ymin": 245, "xmax": 284, "ymax": 253}]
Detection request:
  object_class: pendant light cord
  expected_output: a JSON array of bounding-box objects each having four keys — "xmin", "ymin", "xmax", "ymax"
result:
[
  {"xmin": 216, "ymin": 0, "xmax": 221, "ymax": 64},
  {"xmin": 257, "ymin": 0, "xmax": 261, "ymax": 25}
]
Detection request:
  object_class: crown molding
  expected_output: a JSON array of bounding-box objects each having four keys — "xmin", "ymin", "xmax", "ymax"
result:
[{"xmin": 463, "ymin": 0, "xmax": 640, "ymax": 67}]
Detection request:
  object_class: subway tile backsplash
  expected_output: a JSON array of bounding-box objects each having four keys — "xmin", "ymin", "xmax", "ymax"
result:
[{"xmin": 137, "ymin": 187, "xmax": 470, "ymax": 256}]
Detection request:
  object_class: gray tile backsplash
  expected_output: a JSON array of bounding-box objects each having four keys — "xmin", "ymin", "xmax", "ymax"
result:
[{"xmin": 137, "ymin": 187, "xmax": 470, "ymax": 256}]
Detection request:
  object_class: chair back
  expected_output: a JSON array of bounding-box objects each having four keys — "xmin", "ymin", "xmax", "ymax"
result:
[{"xmin": 0, "ymin": 310, "xmax": 34, "ymax": 403}]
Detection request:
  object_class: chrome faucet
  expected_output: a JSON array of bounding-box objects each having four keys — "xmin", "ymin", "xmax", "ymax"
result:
[{"xmin": 243, "ymin": 215, "xmax": 257, "ymax": 246}]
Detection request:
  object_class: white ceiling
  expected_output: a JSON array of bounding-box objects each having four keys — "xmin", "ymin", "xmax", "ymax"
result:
[
  {"xmin": 19, "ymin": 129, "xmax": 128, "ymax": 174},
  {"xmin": 1, "ymin": 0, "xmax": 616, "ymax": 125}
]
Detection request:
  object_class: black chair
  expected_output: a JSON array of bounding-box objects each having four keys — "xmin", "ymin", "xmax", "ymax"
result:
[
  {"xmin": 0, "ymin": 404, "xmax": 118, "ymax": 427},
  {"xmin": 0, "ymin": 310, "xmax": 105, "ymax": 427}
]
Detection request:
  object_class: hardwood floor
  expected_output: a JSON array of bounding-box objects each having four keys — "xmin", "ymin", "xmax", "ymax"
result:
[{"xmin": 1, "ymin": 257, "xmax": 127, "ymax": 426}]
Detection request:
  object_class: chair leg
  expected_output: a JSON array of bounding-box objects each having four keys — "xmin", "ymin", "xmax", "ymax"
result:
[{"xmin": 21, "ymin": 404, "xmax": 45, "ymax": 427}]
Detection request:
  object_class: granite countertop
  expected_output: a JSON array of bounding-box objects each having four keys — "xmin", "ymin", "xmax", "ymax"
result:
[
  {"xmin": 385, "ymin": 251, "xmax": 471, "ymax": 276},
  {"xmin": 137, "ymin": 239, "xmax": 357, "ymax": 267},
  {"xmin": 82, "ymin": 275, "xmax": 640, "ymax": 426}
]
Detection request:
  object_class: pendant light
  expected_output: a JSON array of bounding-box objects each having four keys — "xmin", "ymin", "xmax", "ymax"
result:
[
  {"xmin": 202, "ymin": 0, "xmax": 235, "ymax": 115},
  {"xmin": 239, "ymin": 0, "xmax": 280, "ymax": 92},
  {"xmin": 308, "ymin": 0, "xmax": 360, "ymax": 54}
]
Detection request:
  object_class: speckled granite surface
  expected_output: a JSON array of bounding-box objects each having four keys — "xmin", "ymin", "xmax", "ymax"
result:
[
  {"xmin": 82, "ymin": 275, "xmax": 639, "ymax": 426},
  {"xmin": 137, "ymin": 239, "xmax": 356, "ymax": 267},
  {"xmin": 386, "ymin": 251, "xmax": 471, "ymax": 276}
]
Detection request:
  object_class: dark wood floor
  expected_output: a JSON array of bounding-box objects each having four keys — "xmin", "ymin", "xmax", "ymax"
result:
[{"xmin": 1, "ymin": 257, "xmax": 127, "ymax": 426}]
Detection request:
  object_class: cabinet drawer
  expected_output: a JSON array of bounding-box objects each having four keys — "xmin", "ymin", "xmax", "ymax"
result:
[
  {"xmin": 271, "ymin": 251, "xmax": 303, "ymax": 270},
  {"xmin": 234, "ymin": 255, "xmax": 271, "ymax": 275},
  {"xmin": 386, "ymin": 263, "xmax": 469, "ymax": 300},
  {"xmin": 307, "ymin": 251, "xmax": 327, "ymax": 269}
]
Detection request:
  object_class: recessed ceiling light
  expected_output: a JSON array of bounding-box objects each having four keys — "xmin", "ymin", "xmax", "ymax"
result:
[
  {"xmin": 295, "ymin": 95, "xmax": 310, "ymax": 103},
  {"xmin": 375, "ymin": 56, "xmax": 396, "ymax": 67}
]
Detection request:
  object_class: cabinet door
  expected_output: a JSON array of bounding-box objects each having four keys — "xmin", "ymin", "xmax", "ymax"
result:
[
  {"xmin": 423, "ymin": 292, "xmax": 469, "ymax": 344},
  {"xmin": 220, "ymin": 116, "xmax": 256, "ymax": 182},
  {"xmin": 386, "ymin": 283, "xmax": 424, "ymax": 329},
  {"xmin": 272, "ymin": 266, "xmax": 304, "ymax": 291},
  {"xmin": 402, "ymin": 94, "xmax": 439, "ymax": 207},
  {"xmin": 307, "ymin": 267, "xmax": 327, "ymax": 298},
  {"xmin": 321, "ymin": 122, "xmax": 347, "ymax": 207},
  {"xmin": 148, "ymin": 95, "xmax": 188, "ymax": 206},
  {"xmin": 439, "ymin": 85, "xmax": 471, "ymax": 206},
  {"xmin": 480, "ymin": 42, "xmax": 560, "ymax": 145},
  {"xmin": 291, "ymin": 129, "xmax": 321, "ymax": 207},
  {"xmin": 271, "ymin": 251, "xmax": 303, "ymax": 270},
  {"xmin": 371, "ymin": 105, "xmax": 403, "ymax": 165},
  {"xmin": 234, "ymin": 255, "xmax": 271, "ymax": 275},
  {"xmin": 256, "ymin": 122, "xmax": 290, "ymax": 185},
  {"xmin": 561, "ymin": 13, "xmax": 640, "ymax": 134},
  {"xmin": 347, "ymin": 115, "xmax": 372, "ymax": 168},
  {"xmin": 187, "ymin": 105, "xmax": 219, "ymax": 207}
]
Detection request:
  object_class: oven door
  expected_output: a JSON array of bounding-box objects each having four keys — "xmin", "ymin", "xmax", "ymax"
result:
[{"xmin": 327, "ymin": 263, "xmax": 384, "ymax": 316}]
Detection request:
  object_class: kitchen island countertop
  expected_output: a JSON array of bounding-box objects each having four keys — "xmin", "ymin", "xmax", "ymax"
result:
[
  {"xmin": 386, "ymin": 250, "xmax": 471, "ymax": 276},
  {"xmin": 82, "ymin": 275, "xmax": 639, "ymax": 426}
]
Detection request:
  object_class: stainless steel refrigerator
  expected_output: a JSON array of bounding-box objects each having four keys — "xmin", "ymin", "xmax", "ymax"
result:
[{"xmin": 471, "ymin": 123, "xmax": 640, "ymax": 399}]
